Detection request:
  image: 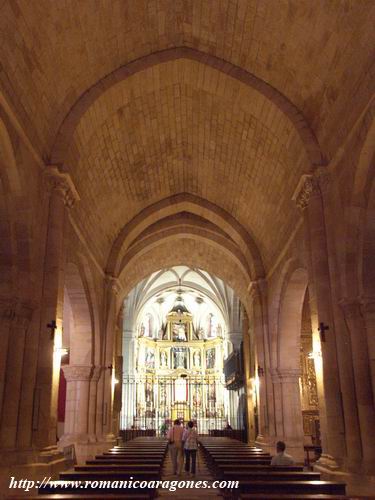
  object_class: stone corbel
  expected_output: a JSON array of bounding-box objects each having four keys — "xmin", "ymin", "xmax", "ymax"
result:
[
  {"xmin": 292, "ymin": 169, "xmax": 330, "ymax": 211},
  {"xmin": 105, "ymin": 274, "xmax": 122, "ymax": 297},
  {"xmin": 248, "ymin": 278, "xmax": 266, "ymax": 301},
  {"xmin": 44, "ymin": 165, "xmax": 80, "ymax": 208}
]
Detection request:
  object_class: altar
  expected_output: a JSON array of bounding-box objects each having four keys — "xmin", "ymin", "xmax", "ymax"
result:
[{"xmin": 121, "ymin": 291, "xmax": 230, "ymax": 433}]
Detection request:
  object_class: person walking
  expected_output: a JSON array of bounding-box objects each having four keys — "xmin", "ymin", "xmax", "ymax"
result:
[
  {"xmin": 182, "ymin": 420, "xmax": 198, "ymax": 475},
  {"xmin": 167, "ymin": 419, "xmax": 184, "ymax": 475}
]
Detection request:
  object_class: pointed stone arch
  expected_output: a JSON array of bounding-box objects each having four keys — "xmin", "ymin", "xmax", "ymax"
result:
[
  {"xmin": 277, "ymin": 267, "xmax": 309, "ymax": 371},
  {"xmin": 50, "ymin": 47, "xmax": 323, "ymax": 167},
  {"xmin": 107, "ymin": 193, "xmax": 264, "ymax": 281},
  {"xmin": 64, "ymin": 262, "xmax": 97, "ymax": 365}
]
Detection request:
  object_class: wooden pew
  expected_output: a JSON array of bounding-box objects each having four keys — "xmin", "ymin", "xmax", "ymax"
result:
[
  {"xmin": 15, "ymin": 496, "xmax": 151, "ymax": 500},
  {"xmin": 75, "ymin": 464, "xmax": 162, "ymax": 472},
  {"xmin": 221, "ymin": 471, "xmax": 321, "ymax": 481},
  {"xmin": 87, "ymin": 458, "xmax": 161, "ymax": 465},
  {"xmin": 36, "ymin": 437, "xmax": 167, "ymax": 498},
  {"xmin": 239, "ymin": 495, "xmax": 347, "ymax": 500},
  {"xmin": 219, "ymin": 464, "xmax": 304, "ymax": 472},
  {"xmin": 199, "ymin": 437, "xmax": 346, "ymax": 500},
  {"xmin": 234, "ymin": 481, "xmax": 346, "ymax": 495},
  {"xmin": 59, "ymin": 470, "xmax": 160, "ymax": 481}
]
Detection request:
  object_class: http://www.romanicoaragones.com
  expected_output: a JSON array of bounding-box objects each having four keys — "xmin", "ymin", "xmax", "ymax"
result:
[{"xmin": 9, "ymin": 476, "xmax": 239, "ymax": 493}]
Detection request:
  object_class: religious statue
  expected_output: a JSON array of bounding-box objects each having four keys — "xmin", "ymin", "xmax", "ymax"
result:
[
  {"xmin": 193, "ymin": 350, "xmax": 201, "ymax": 367},
  {"xmin": 159, "ymin": 384, "xmax": 167, "ymax": 405},
  {"xmin": 139, "ymin": 323, "xmax": 145, "ymax": 337},
  {"xmin": 145, "ymin": 348, "xmax": 155, "ymax": 369},
  {"xmin": 160, "ymin": 350, "xmax": 168, "ymax": 367},
  {"xmin": 193, "ymin": 386, "xmax": 202, "ymax": 407},
  {"xmin": 145, "ymin": 381, "xmax": 153, "ymax": 405},
  {"xmin": 206, "ymin": 348, "xmax": 215, "ymax": 369},
  {"xmin": 208, "ymin": 384, "xmax": 216, "ymax": 401},
  {"xmin": 173, "ymin": 347, "xmax": 187, "ymax": 369},
  {"xmin": 173, "ymin": 323, "xmax": 187, "ymax": 341}
]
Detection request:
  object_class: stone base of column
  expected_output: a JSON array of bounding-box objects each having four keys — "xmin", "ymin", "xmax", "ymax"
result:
[
  {"xmin": 0, "ymin": 445, "xmax": 68, "ymax": 467},
  {"xmin": 255, "ymin": 435, "xmax": 273, "ymax": 455},
  {"xmin": 58, "ymin": 433, "xmax": 98, "ymax": 446},
  {"xmin": 0, "ymin": 447, "xmax": 72, "ymax": 498},
  {"xmin": 58, "ymin": 434, "xmax": 116, "ymax": 464},
  {"xmin": 314, "ymin": 466, "xmax": 375, "ymax": 497},
  {"xmin": 285, "ymin": 443, "xmax": 305, "ymax": 464},
  {"xmin": 271, "ymin": 436, "xmax": 304, "ymax": 463},
  {"xmin": 315, "ymin": 453, "xmax": 340, "ymax": 470},
  {"xmin": 256, "ymin": 435, "xmax": 305, "ymax": 463}
]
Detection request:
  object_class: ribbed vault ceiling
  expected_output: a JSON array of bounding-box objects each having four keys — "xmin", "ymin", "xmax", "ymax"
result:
[
  {"xmin": 66, "ymin": 59, "xmax": 308, "ymax": 269},
  {"xmin": 0, "ymin": 0, "xmax": 373, "ymax": 283},
  {"xmin": 1, "ymin": 0, "xmax": 373, "ymax": 158}
]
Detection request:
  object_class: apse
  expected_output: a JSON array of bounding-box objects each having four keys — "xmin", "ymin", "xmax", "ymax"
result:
[{"xmin": 120, "ymin": 266, "xmax": 246, "ymax": 435}]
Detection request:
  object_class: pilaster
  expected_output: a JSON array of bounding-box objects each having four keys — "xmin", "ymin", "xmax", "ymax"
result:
[
  {"xmin": 0, "ymin": 300, "xmax": 34, "ymax": 449},
  {"xmin": 34, "ymin": 165, "xmax": 79, "ymax": 448},
  {"xmin": 293, "ymin": 171, "xmax": 345, "ymax": 467},
  {"xmin": 340, "ymin": 298, "xmax": 375, "ymax": 471}
]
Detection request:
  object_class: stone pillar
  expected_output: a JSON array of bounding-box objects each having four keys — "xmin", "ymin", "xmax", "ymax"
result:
[
  {"xmin": 242, "ymin": 309, "xmax": 256, "ymax": 442},
  {"xmin": 34, "ymin": 166, "xmax": 79, "ymax": 448},
  {"xmin": 341, "ymin": 299, "xmax": 375, "ymax": 470},
  {"xmin": 293, "ymin": 173, "xmax": 345, "ymax": 467},
  {"xmin": 101, "ymin": 275, "xmax": 121, "ymax": 440},
  {"xmin": 273, "ymin": 369, "xmax": 304, "ymax": 462},
  {"xmin": 0, "ymin": 300, "xmax": 13, "ymax": 425},
  {"xmin": 0, "ymin": 300, "xmax": 33, "ymax": 448},
  {"xmin": 88, "ymin": 366, "xmax": 103, "ymax": 440},
  {"xmin": 60, "ymin": 365, "xmax": 93, "ymax": 444},
  {"xmin": 249, "ymin": 280, "xmax": 275, "ymax": 452},
  {"xmin": 361, "ymin": 299, "xmax": 375, "ymax": 405},
  {"xmin": 112, "ymin": 355, "xmax": 123, "ymax": 437},
  {"xmin": 122, "ymin": 329, "xmax": 135, "ymax": 429}
]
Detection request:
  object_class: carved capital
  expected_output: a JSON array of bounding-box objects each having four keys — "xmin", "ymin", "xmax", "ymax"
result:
[
  {"xmin": 292, "ymin": 169, "xmax": 331, "ymax": 211},
  {"xmin": 248, "ymin": 278, "xmax": 266, "ymax": 301},
  {"xmin": 105, "ymin": 274, "xmax": 122, "ymax": 296},
  {"xmin": 44, "ymin": 166, "xmax": 80, "ymax": 208},
  {"xmin": 62, "ymin": 365, "xmax": 93, "ymax": 381},
  {"xmin": 292, "ymin": 175, "xmax": 319, "ymax": 210}
]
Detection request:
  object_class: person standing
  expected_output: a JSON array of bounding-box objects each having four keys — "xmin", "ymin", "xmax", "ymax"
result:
[
  {"xmin": 183, "ymin": 420, "xmax": 198, "ymax": 475},
  {"xmin": 167, "ymin": 419, "xmax": 184, "ymax": 475}
]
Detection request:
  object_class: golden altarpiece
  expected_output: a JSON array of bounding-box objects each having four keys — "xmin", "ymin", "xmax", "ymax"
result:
[{"xmin": 124, "ymin": 296, "xmax": 228, "ymax": 433}]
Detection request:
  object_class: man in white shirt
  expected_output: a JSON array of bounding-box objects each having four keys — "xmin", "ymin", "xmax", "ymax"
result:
[{"xmin": 270, "ymin": 441, "xmax": 295, "ymax": 466}]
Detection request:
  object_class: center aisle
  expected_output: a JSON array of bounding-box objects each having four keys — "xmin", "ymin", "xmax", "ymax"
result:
[{"xmin": 158, "ymin": 446, "xmax": 221, "ymax": 498}]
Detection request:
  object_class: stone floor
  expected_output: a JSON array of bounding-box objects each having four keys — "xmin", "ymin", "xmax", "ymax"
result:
[{"xmin": 158, "ymin": 447, "xmax": 222, "ymax": 498}]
